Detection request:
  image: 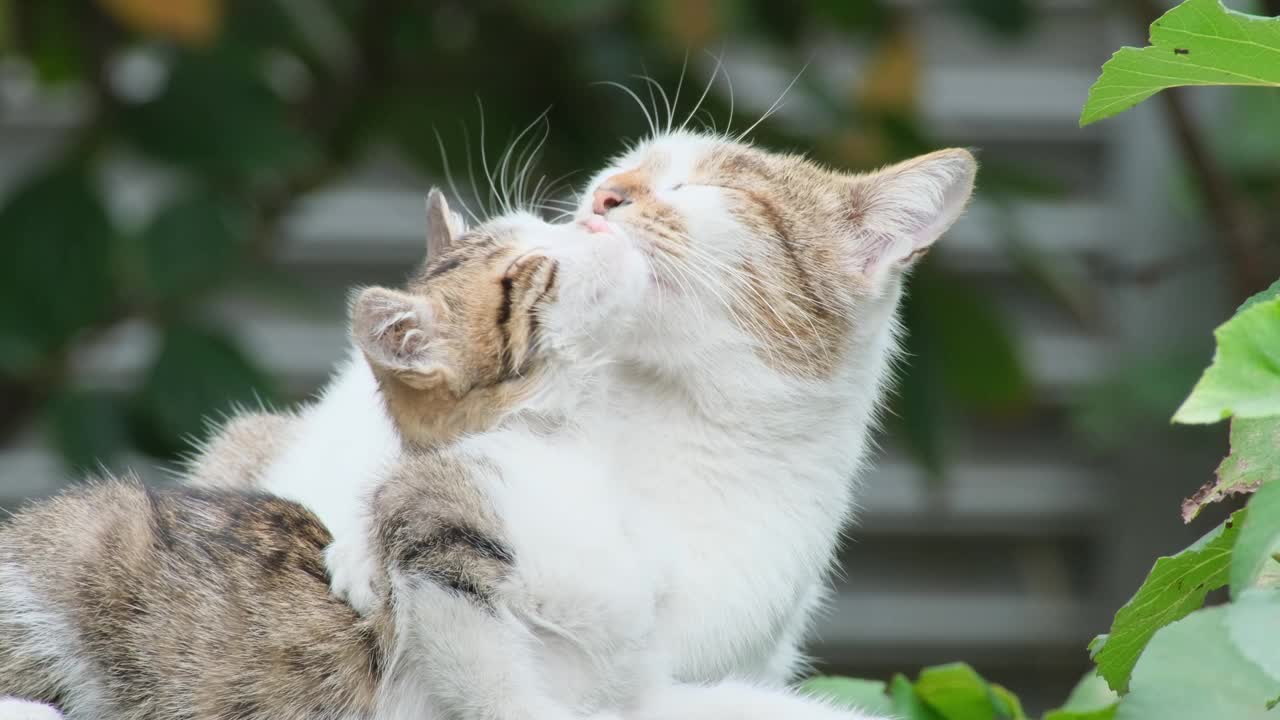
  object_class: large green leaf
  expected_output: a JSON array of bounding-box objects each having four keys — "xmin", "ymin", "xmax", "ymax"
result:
[
  {"xmin": 1115, "ymin": 591, "xmax": 1280, "ymax": 720},
  {"xmin": 1092, "ymin": 511, "xmax": 1244, "ymax": 693},
  {"xmin": 1232, "ymin": 481, "xmax": 1280, "ymax": 597},
  {"xmin": 1080, "ymin": 0, "xmax": 1280, "ymax": 126},
  {"xmin": 121, "ymin": 45, "xmax": 313, "ymax": 179},
  {"xmin": 1183, "ymin": 416, "xmax": 1280, "ymax": 521},
  {"xmin": 137, "ymin": 193, "xmax": 250, "ymax": 302},
  {"xmin": 1043, "ymin": 672, "xmax": 1118, "ymax": 720},
  {"xmin": 131, "ymin": 324, "xmax": 274, "ymax": 456},
  {"xmin": 911, "ymin": 266, "xmax": 1031, "ymax": 414},
  {"xmin": 45, "ymin": 389, "xmax": 130, "ymax": 475},
  {"xmin": 1173, "ymin": 297, "xmax": 1280, "ymax": 424},
  {"xmin": 800, "ymin": 677, "xmax": 893, "ymax": 716},
  {"xmin": 892, "ymin": 283, "xmax": 948, "ymax": 479},
  {"xmin": 0, "ymin": 167, "xmax": 116, "ymax": 375}
]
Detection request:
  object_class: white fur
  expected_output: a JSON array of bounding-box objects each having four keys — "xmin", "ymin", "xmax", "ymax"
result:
[
  {"xmin": 0, "ymin": 563, "xmax": 109, "ymax": 717},
  {"xmin": 0, "ymin": 698, "xmax": 66, "ymax": 720}
]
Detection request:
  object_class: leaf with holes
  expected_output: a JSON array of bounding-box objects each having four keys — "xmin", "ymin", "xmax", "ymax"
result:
[
  {"xmin": 1173, "ymin": 297, "xmax": 1280, "ymax": 424},
  {"xmin": 1080, "ymin": 0, "xmax": 1280, "ymax": 126},
  {"xmin": 1184, "ymin": 416, "xmax": 1280, "ymax": 521},
  {"xmin": 1091, "ymin": 510, "xmax": 1244, "ymax": 693}
]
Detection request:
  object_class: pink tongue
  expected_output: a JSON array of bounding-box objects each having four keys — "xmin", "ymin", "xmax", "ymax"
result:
[{"xmin": 584, "ymin": 216, "xmax": 611, "ymax": 234}]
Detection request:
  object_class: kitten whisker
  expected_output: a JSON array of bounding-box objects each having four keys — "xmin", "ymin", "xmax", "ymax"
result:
[{"xmin": 433, "ymin": 128, "xmax": 480, "ymax": 224}]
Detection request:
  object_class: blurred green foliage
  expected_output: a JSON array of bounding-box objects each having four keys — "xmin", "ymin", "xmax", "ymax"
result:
[{"xmin": 0, "ymin": 0, "xmax": 1272, "ymax": 479}]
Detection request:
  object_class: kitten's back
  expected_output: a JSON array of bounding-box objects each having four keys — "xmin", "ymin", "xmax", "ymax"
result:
[{"xmin": 0, "ymin": 479, "xmax": 386, "ymax": 720}]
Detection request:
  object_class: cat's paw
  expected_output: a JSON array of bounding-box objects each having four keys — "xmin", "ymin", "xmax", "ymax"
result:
[{"xmin": 324, "ymin": 532, "xmax": 382, "ymax": 615}]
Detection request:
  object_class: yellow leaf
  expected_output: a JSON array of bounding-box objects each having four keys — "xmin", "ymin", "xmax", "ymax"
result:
[
  {"xmin": 650, "ymin": 0, "xmax": 719, "ymax": 51},
  {"xmin": 858, "ymin": 29, "xmax": 918, "ymax": 113},
  {"xmin": 98, "ymin": 0, "xmax": 222, "ymax": 46}
]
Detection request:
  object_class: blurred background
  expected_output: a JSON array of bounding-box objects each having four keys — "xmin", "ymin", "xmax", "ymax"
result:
[{"xmin": 1, "ymin": 0, "xmax": 1277, "ymax": 711}]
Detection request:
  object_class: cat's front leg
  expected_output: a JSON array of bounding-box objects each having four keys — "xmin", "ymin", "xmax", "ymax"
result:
[
  {"xmin": 370, "ymin": 453, "xmax": 606, "ymax": 720},
  {"xmin": 324, "ymin": 521, "xmax": 383, "ymax": 615}
]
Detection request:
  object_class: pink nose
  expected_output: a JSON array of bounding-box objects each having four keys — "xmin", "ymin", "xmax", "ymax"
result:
[{"xmin": 592, "ymin": 187, "xmax": 628, "ymax": 215}]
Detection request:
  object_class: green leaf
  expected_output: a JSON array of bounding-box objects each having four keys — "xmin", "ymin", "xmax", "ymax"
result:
[
  {"xmin": 1092, "ymin": 511, "xmax": 1245, "ymax": 693},
  {"xmin": 137, "ymin": 193, "xmax": 250, "ymax": 302},
  {"xmin": 914, "ymin": 663, "xmax": 995, "ymax": 720},
  {"xmin": 0, "ymin": 167, "xmax": 116, "ymax": 375},
  {"xmin": 800, "ymin": 677, "xmax": 893, "ymax": 716},
  {"xmin": 893, "ymin": 283, "xmax": 948, "ymax": 479},
  {"xmin": 121, "ymin": 44, "xmax": 312, "ymax": 179},
  {"xmin": 912, "ymin": 265, "xmax": 1031, "ymax": 414},
  {"xmin": 1232, "ymin": 481, "xmax": 1280, "ymax": 597},
  {"xmin": 132, "ymin": 324, "xmax": 274, "ymax": 457},
  {"xmin": 1043, "ymin": 672, "xmax": 1119, "ymax": 720},
  {"xmin": 890, "ymin": 674, "xmax": 945, "ymax": 720},
  {"xmin": 1183, "ymin": 416, "xmax": 1280, "ymax": 521},
  {"xmin": 1080, "ymin": 0, "xmax": 1280, "ymax": 126},
  {"xmin": 1227, "ymin": 589, "xmax": 1280, "ymax": 683},
  {"xmin": 1115, "ymin": 591, "xmax": 1280, "ymax": 720},
  {"xmin": 988, "ymin": 684, "xmax": 1026, "ymax": 720},
  {"xmin": 23, "ymin": 0, "xmax": 85, "ymax": 85},
  {"xmin": 45, "ymin": 389, "xmax": 130, "ymax": 475},
  {"xmin": 1173, "ymin": 297, "xmax": 1280, "ymax": 424}
]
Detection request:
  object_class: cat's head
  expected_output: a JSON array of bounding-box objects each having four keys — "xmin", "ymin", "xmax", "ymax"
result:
[
  {"xmin": 576, "ymin": 131, "xmax": 976, "ymax": 380},
  {"xmin": 352, "ymin": 190, "xmax": 647, "ymax": 445}
]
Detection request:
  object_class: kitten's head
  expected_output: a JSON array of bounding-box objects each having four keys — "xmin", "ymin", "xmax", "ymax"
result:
[
  {"xmin": 576, "ymin": 131, "xmax": 976, "ymax": 379},
  {"xmin": 352, "ymin": 190, "xmax": 646, "ymax": 445}
]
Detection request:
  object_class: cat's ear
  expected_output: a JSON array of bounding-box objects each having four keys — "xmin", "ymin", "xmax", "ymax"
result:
[
  {"xmin": 845, "ymin": 148, "xmax": 976, "ymax": 276},
  {"xmin": 425, "ymin": 188, "xmax": 467, "ymax": 261},
  {"xmin": 351, "ymin": 286, "xmax": 450, "ymax": 390}
]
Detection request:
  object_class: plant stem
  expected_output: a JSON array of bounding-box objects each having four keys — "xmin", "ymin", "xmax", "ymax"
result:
[{"xmin": 1132, "ymin": 0, "xmax": 1272, "ymax": 301}]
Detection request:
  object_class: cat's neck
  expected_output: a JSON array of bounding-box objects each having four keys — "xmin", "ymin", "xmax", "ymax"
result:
[{"xmin": 606, "ymin": 304, "xmax": 899, "ymax": 497}]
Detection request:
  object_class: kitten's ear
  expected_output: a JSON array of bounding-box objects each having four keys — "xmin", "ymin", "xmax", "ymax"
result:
[
  {"xmin": 351, "ymin": 286, "xmax": 449, "ymax": 390},
  {"xmin": 424, "ymin": 188, "xmax": 467, "ymax": 261},
  {"xmin": 846, "ymin": 148, "xmax": 976, "ymax": 276}
]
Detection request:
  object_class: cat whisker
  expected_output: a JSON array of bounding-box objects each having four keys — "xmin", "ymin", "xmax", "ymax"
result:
[
  {"xmin": 670, "ymin": 51, "xmax": 689, "ymax": 135},
  {"xmin": 737, "ymin": 61, "xmax": 808, "ymax": 142},
  {"xmin": 632, "ymin": 71, "xmax": 672, "ymax": 136},
  {"xmin": 685, "ymin": 50, "xmax": 725, "ymax": 133}
]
